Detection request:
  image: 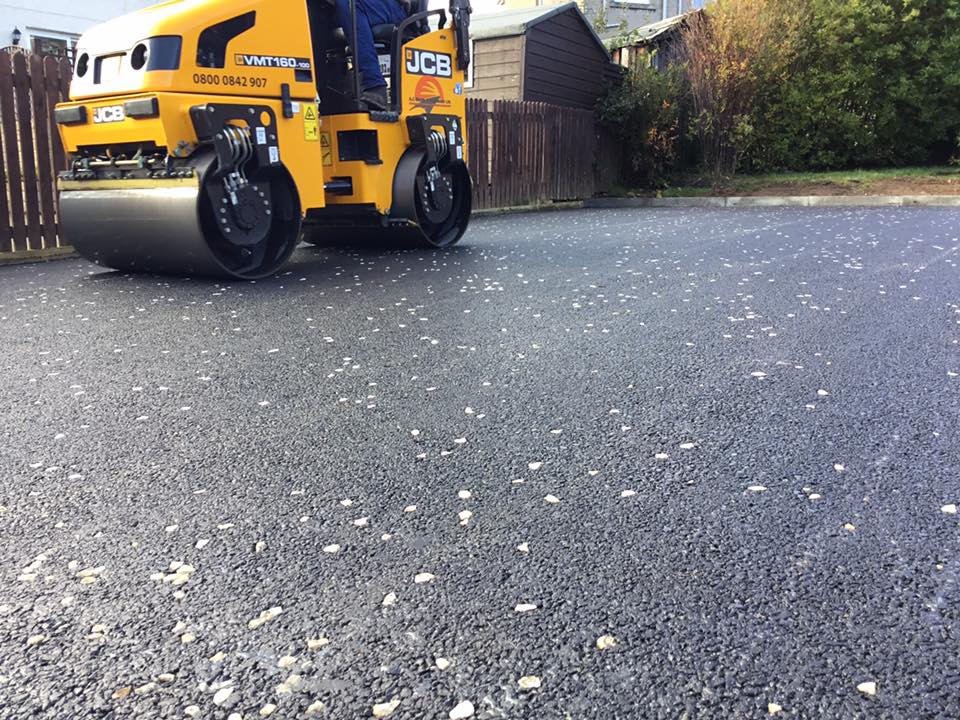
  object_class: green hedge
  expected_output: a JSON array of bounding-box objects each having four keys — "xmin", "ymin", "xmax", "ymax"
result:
[
  {"xmin": 749, "ymin": 0, "xmax": 960, "ymax": 171},
  {"xmin": 599, "ymin": 0, "xmax": 960, "ymax": 183}
]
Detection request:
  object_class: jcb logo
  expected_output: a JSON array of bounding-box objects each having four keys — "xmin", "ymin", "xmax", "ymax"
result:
[
  {"xmin": 405, "ymin": 49, "xmax": 452, "ymax": 78},
  {"xmin": 92, "ymin": 105, "xmax": 125, "ymax": 124}
]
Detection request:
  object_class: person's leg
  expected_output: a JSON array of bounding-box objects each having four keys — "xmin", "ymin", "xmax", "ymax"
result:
[{"xmin": 334, "ymin": 0, "xmax": 384, "ymax": 91}]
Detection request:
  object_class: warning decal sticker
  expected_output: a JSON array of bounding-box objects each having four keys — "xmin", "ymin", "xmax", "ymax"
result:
[
  {"xmin": 320, "ymin": 132, "xmax": 333, "ymax": 166},
  {"xmin": 303, "ymin": 104, "xmax": 319, "ymax": 142}
]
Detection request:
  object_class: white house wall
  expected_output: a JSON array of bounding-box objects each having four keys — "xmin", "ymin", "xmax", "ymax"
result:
[{"xmin": 0, "ymin": 0, "xmax": 160, "ymax": 49}]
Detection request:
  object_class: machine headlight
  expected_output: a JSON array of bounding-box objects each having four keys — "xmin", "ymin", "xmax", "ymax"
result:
[
  {"xmin": 130, "ymin": 43, "xmax": 149, "ymax": 70},
  {"xmin": 136, "ymin": 36, "xmax": 182, "ymax": 71}
]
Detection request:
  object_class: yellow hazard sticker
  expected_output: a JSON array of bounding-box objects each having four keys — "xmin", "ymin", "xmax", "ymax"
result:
[
  {"xmin": 320, "ymin": 131, "xmax": 333, "ymax": 166},
  {"xmin": 303, "ymin": 104, "xmax": 319, "ymax": 142}
]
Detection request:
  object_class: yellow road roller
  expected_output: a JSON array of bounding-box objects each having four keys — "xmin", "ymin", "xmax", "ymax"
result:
[{"xmin": 54, "ymin": 0, "xmax": 473, "ymax": 279}]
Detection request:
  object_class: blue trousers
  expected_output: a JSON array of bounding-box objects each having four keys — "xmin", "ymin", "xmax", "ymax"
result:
[{"xmin": 335, "ymin": 0, "xmax": 407, "ymax": 90}]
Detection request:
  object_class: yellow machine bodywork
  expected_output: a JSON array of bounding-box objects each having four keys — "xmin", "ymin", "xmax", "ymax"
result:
[
  {"xmin": 320, "ymin": 30, "xmax": 468, "ymax": 212},
  {"xmin": 55, "ymin": 0, "xmax": 473, "ymax": 278}
]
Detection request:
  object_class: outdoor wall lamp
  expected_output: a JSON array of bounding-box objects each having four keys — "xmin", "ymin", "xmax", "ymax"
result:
[{"xmin": 12, "ymin": 27, "xmax": 22, "ymax": 46}]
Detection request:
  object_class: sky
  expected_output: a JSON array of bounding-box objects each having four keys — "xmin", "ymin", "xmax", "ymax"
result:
[{"xmin": 428, "ymin": 0, "xmax": 504, "ymax": 18}]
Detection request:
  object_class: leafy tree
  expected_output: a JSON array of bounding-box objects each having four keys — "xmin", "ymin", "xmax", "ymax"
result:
[
  {"xmin": 591, "ymin": 1, "xmax": 609, "ymax": 34},
  {"xmin": 680, "ymin": 0, "xmax": 802, "ymax": 178}
]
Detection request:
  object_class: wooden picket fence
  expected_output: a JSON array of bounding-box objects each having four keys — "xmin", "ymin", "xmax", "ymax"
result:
[
  {"xmin": 465, "ymin": 98, "xmax": 615, "ymax": 210},
  {"xmin": 0, "ymin": 50, "xmax": 72, "ymax": 255},
  {"xmin": 0, "ymin": 52, "xmax": 614, "ymax": 260}
]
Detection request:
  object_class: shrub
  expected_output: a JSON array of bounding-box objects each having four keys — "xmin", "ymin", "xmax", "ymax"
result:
[
  {"xmin": 746, "ymin": 0, "xmax": 960, "ymax": 171},
  {"xmin": 597, "ymin": 51, "xmax": 685, "ymax": 188},
  {"xmin": 681, "ymin": 0, "xmax": 803, "ymax": 179},
  {"xmin": 599, "ymin": 0, "xmax": 960, "ymax": 184}
]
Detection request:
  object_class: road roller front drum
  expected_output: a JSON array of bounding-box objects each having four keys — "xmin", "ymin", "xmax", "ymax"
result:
[
  {"xmin": 59, "ymin": 103, "xmax": 307, "ymax": 280},
  {"xmin": 197, "ymin": 158, "xmax": 301, "ymax": 278},
  {"xmin": 61, "ymin": 157, "xmax": 301, "ymax": 280}
]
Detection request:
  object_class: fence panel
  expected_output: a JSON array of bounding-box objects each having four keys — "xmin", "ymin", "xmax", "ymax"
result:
[
  {"xmin": 30, "ymin": 54, "xmax": 57, "ymax": 249},
  {"xmin": 53, "ymin": 57, "xmax": 72, "ymax": 174},
  {"xmin": 0, "ymin": 69, "xmax": 8, "ymax": 253},
  {"xmin": 13, "ymin": 52, "xmax": 43, "ymax": 249},
  {"xmin": 466, "ymin": 98, "xmax": 488, "ymax": 210},
  {"xmin": 0, "ymin": 54, "xmax": 27, "ymax": 252},
  {"xmin": 465, "ymin": 96, "xmax": 612, "ymax": 210},
  {"xmin": 0, "ymin": 50, "xmax": 72, "ymax": 255}
]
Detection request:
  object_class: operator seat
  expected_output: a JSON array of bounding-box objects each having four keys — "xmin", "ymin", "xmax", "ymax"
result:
[
  {"xmin": 308, "ymin": 0, "xmax": 431, "ymax": 111},
  {"xmin": 328, "ymin": 0, "xmax": 430, "ymax": 50}
]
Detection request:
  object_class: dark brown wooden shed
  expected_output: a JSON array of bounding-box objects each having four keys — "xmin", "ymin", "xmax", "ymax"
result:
[{"xmin": 467, "ymin": 3, "xmax": 620, "ymax": 110}]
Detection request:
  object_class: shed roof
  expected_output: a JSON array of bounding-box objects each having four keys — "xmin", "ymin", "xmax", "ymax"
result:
[
  {"xmin": 471, "ymin": 4, "xmax": 572, "ymax": 39},
  {"xmin": 471, "ymin": 2, "xmax": 609, "ymax": 56},
  {"xmin": 606, "ymin": 9, "xmax": 700, "ymax": 50}
]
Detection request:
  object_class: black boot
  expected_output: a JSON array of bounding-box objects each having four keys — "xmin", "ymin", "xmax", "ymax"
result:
[{"xmin": 361, "ymin": 86, "xmax": 389, "ymax": 111}]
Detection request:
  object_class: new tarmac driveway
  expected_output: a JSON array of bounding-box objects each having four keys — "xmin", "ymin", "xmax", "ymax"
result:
[{"xmin": 1, "ymin": 207, "xmax": 958, "ymax": 719}]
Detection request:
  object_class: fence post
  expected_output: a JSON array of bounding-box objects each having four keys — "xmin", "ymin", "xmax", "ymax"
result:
[
  {"xmin": 484, "ymin": 101, "xmax": 492, "ymax": 209},
  {"xmin": 466, "ymin": 97, "xmax": 477, "ymax": 208},
  {"xmin": 31, "ymin": 54, "xmax": 57, "ymax": 249},
  {"xmin": 0, "ymin": 52, "xmax": 27, "ymax": 252},
  {"xmin": 12, "ymin": 52, "xmax": 42, "ymax": 251},
  {"xmin": 0, "ymin": 58, "xmax": 8, "ymax": 253},
  {"xmin": 503, "ymin": 100, "xmax": 518, "ymax": 207},
  {"xmin": 493, "ymin": 99, "xmax": 502, "ymax": 209}
]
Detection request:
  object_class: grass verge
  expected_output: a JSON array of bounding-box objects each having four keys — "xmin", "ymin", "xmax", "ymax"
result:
[{"xmin": 612, "ymin": 166, "xmax": 960, "ymax": 197}]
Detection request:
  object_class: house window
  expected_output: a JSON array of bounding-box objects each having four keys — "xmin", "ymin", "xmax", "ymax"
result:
[{"xmin": 32, "ymin": 35, "xmax": 72, "ymax": 59}]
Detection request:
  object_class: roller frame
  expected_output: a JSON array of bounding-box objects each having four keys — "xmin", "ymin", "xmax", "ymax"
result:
[{"xmin": 60, "ymin": 103, "xmax": 304, "ymax": 279}]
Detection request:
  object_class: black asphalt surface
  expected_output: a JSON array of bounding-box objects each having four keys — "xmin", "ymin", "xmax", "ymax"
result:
[{"xmin": 1, "ymin": 207, "xmax": 959, "ymax": 720}]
